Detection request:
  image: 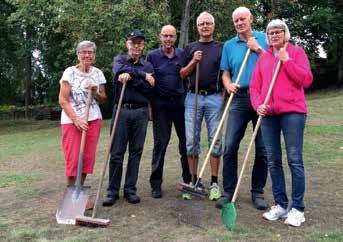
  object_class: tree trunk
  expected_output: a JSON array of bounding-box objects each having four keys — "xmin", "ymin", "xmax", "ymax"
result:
[
  {"xmin": 268, "ymin": 0, "xmax": 279, "ymax": 19},
  {"xmin": 334, "ymin": 1, "xmax": 343, "ymax": 84},
  {"xmin": 338, "ymin": 54, "xmax": 343, "ymax": 83},
  {"xmin": 178, "ymin": 0, "xmax": 191, "ymax": 48},
  {"xmin": 23, "ymin": 27, "xmax": 32, "ymax": 119}
]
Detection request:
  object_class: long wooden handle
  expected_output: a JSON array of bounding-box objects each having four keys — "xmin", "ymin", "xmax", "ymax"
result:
[
  {"xmin": 192, "ymin": 63, "xmax": 200, "ymax": 162},
  {"xmin": 190, "ymin": 63, "xmax": 200, "ymax": 182},
  {"xmin": 75, "ymin": 88, "xmax": 95, "ymax": 195},
  {"xmin": 92, "ymin": 82, "xmax": 127, "ymax": 218},
  {"xmin": 232, "ymin": 60, "xmax": 281, "ymax": 203},
  {"xmin": 197, "ymin": 49, "xmax": 251, "ymax": 180}
]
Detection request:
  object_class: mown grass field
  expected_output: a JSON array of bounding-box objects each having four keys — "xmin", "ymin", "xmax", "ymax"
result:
[{"xmin": 0, "ymin": 88, "xmax": 342, "ymax": 241}]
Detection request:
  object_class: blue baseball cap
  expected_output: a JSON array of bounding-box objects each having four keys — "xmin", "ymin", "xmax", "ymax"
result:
[{"xmin": 126, "ymin": 30, "xmax": 145, "ymax": 40}]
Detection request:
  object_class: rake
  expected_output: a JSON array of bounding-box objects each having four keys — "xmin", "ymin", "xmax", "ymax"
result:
[{"xmin": 222, "ymin": 59, "xmax": 282, "ymax": 230}]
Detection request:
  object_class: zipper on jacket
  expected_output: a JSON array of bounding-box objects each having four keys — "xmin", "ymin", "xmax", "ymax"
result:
[{"xmin": 270, "ymin": 57, "xmax": 278, "ymax": 114}]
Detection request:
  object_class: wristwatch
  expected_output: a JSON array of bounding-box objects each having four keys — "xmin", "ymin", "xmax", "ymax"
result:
[{"xmin": 256, "ymin": 46, "xmax": 263, "ymax": 54}]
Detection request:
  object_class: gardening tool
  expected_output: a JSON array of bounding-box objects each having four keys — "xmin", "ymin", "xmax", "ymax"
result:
[
  {"xmin": 75, "ymin": 82, "xmax": 127, "ymax": 227},
  {"xmin": 222, "ymin": 59, "xmax": 282, "ymax": 230},
  {"xmin": 176, "ymin": 62, "xmax": 203, "ymax": 196},
  {"xmin": 192, "ymin": 63, "xmax": 200, "ymax": 177},
  {"xmin": 177, "ymin": 49, "xmax": 251, "ymax": 197},
  {"xmin": 56, "ymin": 87, "xmax": 95, "ymax": 225}
]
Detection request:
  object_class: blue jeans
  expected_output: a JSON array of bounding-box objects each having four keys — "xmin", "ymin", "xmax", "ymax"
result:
[
  {"xmin": 223, "ymin": 94, "xmax": 268, "ymax": 194},
  {"xmin": 261, "ymin": 113, "xmax": 306, "ymax": 212},
  {"xmin": 184, "ymin": 92, "xmax": 224, "ymax": 156}
]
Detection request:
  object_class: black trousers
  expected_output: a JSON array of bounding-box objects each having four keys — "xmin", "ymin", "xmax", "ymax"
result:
[
  {"xmin": 107, "ymin": 106, "xmax": 148, "ymax": 196},
  {"xmin": 149, "ymin": 95, "xmax": 191, "ymax": 190}
]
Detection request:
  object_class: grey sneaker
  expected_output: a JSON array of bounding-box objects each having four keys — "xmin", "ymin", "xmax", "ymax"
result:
[
  {"xmin": 252, "ymin": 192, "xmax": 268, "ymax": 210},
  {"xmin": 215, "ymin": 193, "xmax": 233, "ymax": 209}
]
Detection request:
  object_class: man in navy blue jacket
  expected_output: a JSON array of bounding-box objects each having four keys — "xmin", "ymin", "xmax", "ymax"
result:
[
  {"xmin": 103, "ymin": 31, "xmax": 155, "ymax": 206},
  {"xmin": 146, "ymin": 25, "xmax": 191, "ymax": 199}
]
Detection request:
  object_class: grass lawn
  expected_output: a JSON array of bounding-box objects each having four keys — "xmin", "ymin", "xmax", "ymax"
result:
[{"xmin": 0, "ymin": 88, "xmax": 342, "ymax": 241}]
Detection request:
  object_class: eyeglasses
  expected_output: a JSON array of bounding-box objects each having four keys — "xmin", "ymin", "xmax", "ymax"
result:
[
  {"xmin": 78, "ymin": 50, "xmax": 94, "ymax": 55},
  {"xmin": 197, "ymin": 22, "xmax": 214, "ymax": 27},
  {"xmin": 268, "ymin": 30, "xmax": 284, "ymax": 36}
]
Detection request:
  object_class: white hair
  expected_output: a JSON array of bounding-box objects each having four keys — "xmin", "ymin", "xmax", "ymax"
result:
[
  {"xmin": 266, "ymin": 19, "xmax": 291, "ymax": 44},
  {"xmin": 232, "ymin": 6, "xmax": 252, "ymax": 19},
  {"xmin": 196, "ymin": 11, "xmax": 215, "ymax": 26},
  {"xmin": 76, "ymin": 40, "xmax": 96, "ymax": 54}
]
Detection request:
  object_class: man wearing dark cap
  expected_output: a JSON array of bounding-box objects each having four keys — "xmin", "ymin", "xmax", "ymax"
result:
[
  {"xmin": 103, "ymin": 31, "xmax": 155, "ymax": 206},
  {"xmin": 146, "ymin": 25, "xmax": 191, "ymax": 199}
]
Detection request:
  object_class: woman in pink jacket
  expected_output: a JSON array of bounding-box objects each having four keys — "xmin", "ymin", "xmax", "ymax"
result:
[{"xmin": 250, "ymin": 19, "xmax": 312, "ymax": 227}]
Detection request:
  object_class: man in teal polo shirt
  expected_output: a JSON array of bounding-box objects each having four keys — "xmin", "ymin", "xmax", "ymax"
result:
[{"xmin": 216, "ymin": 6, "xmax": 269, "ymax": 210}]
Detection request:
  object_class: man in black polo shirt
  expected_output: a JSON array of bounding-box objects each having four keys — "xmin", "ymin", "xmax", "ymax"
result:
[
  {"xmin": 146, "ymin": 25, "xmax": 191, "ymax": 199},
  {"xmin": 103, "ymin": 31, "xmax": 155, "ymax": 206},
  {"xmin": 180, "ymin": 12, "xmax": 224, "ymax": 201}
]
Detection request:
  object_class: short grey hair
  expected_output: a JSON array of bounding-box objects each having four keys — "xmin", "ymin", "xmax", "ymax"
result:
[
  {"xmin": 196, "ymin": 11, "xmax": 215, "ymax": 26},
  {"xmin": 266, "ymin": 19, "xmax": 291, "ymax": 44},
  {"xmin": 232, "ymin": 6, "xmax": 252, "ymax": 19},
  {"xmin": 76, "ymin": 40, "xmax": 96, "ymax": 54}
]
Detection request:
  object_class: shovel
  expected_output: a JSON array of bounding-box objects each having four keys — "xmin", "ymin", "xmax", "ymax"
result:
[
  {"xmin": 56, "ymin": 87, "xmax": 95, "ymax": 225},
  {"xmin": 75, "ymin": 81, "xmax": 127, "ymax": 227}
]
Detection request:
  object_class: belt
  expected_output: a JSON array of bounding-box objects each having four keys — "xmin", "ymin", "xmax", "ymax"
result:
[
  {"xmin": 237, "ymin": 88, "xmax": 250, "ymax": 94},
  {"xmin": 116, "ymin": 103, "xmax": 147, "ymax": 109},
  {"xmin": 190, "ymin": 89, "xmax": 218, "ymax": 96}
]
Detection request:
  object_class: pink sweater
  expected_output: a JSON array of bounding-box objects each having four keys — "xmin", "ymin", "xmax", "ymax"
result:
[{"xmin": 250, "ymin": 43, "xmax": 313, "ymax": 115}]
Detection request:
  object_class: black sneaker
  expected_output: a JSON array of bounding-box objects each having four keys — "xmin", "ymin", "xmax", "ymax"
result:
[
  {"xmin": 102, "ymin": 192, "xmax": 119, "ymax": 207},
  {"xmin": 124, "ymin": 193, "xmax": 141, "ymax": 204},
  {"xmin": 252, "ymin": 192, "xmax": 268, "ymax": 210},
  {"xmin": 215, "ymin": 193, "xmax": 233, "ymax": 209},
  {"xmin": 151, "ymin": 189, "xmax": 162, "ymax": 199}
]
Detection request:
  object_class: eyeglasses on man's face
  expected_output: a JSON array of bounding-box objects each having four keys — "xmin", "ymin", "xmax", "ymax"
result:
[{"xmin": 197, "ymin": 22, "xmax": 214, "ymax": 27}]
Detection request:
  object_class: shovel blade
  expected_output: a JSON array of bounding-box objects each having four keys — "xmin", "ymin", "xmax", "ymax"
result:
[{"xmin": 56, "ymin": 185, "xmax": 90, "ymax": 225}]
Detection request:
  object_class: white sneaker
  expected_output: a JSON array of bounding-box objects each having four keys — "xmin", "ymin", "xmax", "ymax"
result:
[
  {"xmin": 284, "ymin": 208, "xmax": 305, "ymax": 227},
  {"xmin": 262, "ymin": 204, "xmax": 288, "ymax": 221}
]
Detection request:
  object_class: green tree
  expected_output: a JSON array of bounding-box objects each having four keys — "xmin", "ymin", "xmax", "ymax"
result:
[
  {"xmin": 1, "ymin": 0, "xmax": 342, "ymax": 114},
  {"xmin": 3, "ymin": 0, "xmax": 169, "ymax": 116}
]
